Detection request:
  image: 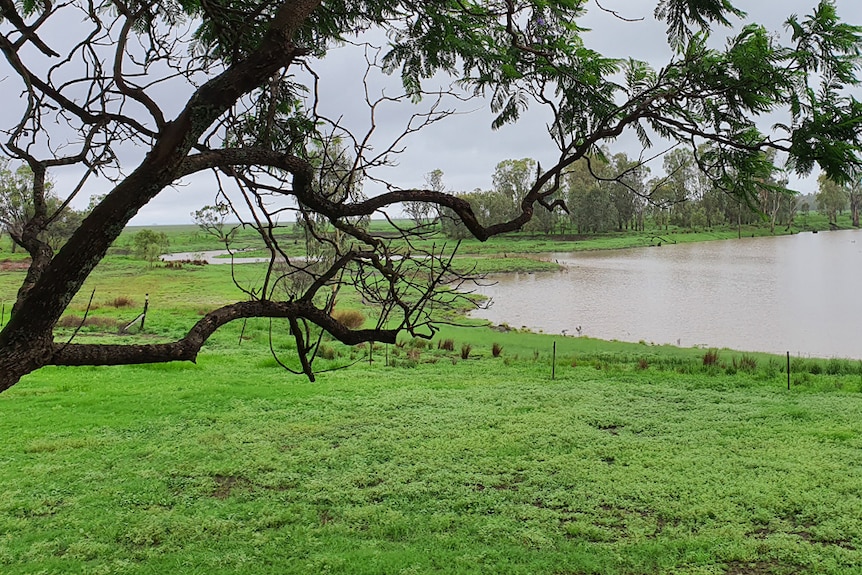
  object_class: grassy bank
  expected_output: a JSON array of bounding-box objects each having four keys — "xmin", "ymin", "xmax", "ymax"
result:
[
  {"xmin": 104, "ymin": 210, "xmax": 862, "ymax": 274},
  {"xmin": 2, "ymin": 347, "xmax": 862, "ymax": 574},
  {"xmin": 2, "ymin": 218, "xmax": 862, "ymax": 573}
]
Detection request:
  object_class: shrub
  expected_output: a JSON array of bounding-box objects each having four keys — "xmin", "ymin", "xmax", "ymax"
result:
[
  {"xmin": 491, "ymin": 342, "xmax": 503, "ymax": 357},
  {"xmin": 410, "ymin": 338, "xmax": 428, "ymax": 349},
  {"xmin": 56, "ymin": 315, "xmax": 84, "ymax": 328},
  {"xmin": 133, "ymin": 229, "xmax": 170, "ymax": 266},
  {"xmin": 460, "ymin": 343, "xmax": 471, "ymax": 359},
  {"xmin": 793, "ymin": 373, "xmax": 811, "ymax": 386},
  {"xmin": 317, "ymin": 344, "xmax": 338, "ymax": 360},
  {"xmin": 438, "ymin": 338, "xmax": 455, "ymax": 351},
  {"xmin": 826, "ymin": 358, "xmax": 852, "ymax": 376},
  {"xmin": 763, "ymin": 359, "xmax": 780, "ymax": 378},
  {"xmin": 737, "ymin": 354, "xmax": 757, "ymax": 373},
  {"xmin": 791, "ymin": 357, "xmax": 808, "ymax": 373},
  {"xmin": 702, "ymin": 349, "xmax": 719, "ymax": 366},
  {"xmin": 399, "ymin": 358, "xmax": 418, "ymax": 368},
  {"xmin": 332, "ymin": 309, "xmax": 365, "ymax": 329},
  {"xmin": 109, "ymin": 296, "xmax": 135, "ymax": 308}
]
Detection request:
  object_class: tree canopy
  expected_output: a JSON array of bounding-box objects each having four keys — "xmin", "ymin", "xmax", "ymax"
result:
[{"xmin": 1, "ymin": 0, "xmax": 862, "ymax": 391}]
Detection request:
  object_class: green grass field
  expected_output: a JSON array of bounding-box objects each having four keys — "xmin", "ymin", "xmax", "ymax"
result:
[
  {"xmin": 2, "ymin": 349, "xmax": 861, "ymax": 574},
  {"xmin": 2, "ymin": 219, "xmax": 862, "ymax": 573}
]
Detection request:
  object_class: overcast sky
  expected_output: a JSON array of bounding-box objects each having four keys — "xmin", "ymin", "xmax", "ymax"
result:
[{"xmin": 29, "ymin": 0, "xmax": 862, "ymax": 225}]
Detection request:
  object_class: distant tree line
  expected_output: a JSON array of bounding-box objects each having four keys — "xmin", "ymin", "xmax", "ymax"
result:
[{"xmin": 429, "ymin": 147, "xmax": 862, "ymax": 238}]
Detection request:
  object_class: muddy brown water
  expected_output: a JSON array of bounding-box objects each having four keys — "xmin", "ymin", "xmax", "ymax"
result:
[{"xmin": 472, "ymin": 229, "xmax": 862, "ymax": 359}]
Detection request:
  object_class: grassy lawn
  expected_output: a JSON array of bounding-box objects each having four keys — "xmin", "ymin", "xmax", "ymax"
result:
[
  {"xmin": 2, "ymin": 218, "xmax": 862, "ymax": 573},
  {"xmin": 1, "ymin": 351, "xmax": 861, "ymax": 574}
]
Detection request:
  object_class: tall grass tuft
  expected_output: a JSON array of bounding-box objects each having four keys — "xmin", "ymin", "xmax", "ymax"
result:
[
  {"xmin": 438, "ymin": 338, "xmax": 455, "ymax": 351},
  {"xmin": 56, "ymin": 315, "xmax": 123, "ymax": 330},
  {"xmin": 702, "ymin": 349, "xmax": 720, "ymax": 366},
  {"xmin": 317, "ymin": 344, "xmax": 338, "ymax": 360},
  {"xmin": 460, "ymin": 343, "xmax": 471, "ymax": 359},
  {"xmin": 826, "ymin": 358, "xmax": 854, "ymax": 376},
  {"xmin": 491, "ymin": 342, "xmax": 503, "ymax": 357},
  {"xmin": 109, "ymin": 296, "xmax": 135, "ymax": 308},
  {"xmin": 736, "ymin": 354, "xmax": 757, "ymax": 373},
  {"xmin": 332, "ymin": 309, "xmax": 365, "ymax": 329}
]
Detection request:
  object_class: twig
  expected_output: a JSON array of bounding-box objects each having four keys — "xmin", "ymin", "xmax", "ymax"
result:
[{"xmin": 60, "ymin": 289, "xmax": 96, "ymax": 350}]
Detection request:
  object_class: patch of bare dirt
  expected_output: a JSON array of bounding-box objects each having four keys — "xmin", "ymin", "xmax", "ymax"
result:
[
  {"xmin": 211, "ymin": 474, "xmax": 251, "ymax": 499},
  {"xmin": 0, "ymin": 259, "xmax": 30, "ymax": 271}
]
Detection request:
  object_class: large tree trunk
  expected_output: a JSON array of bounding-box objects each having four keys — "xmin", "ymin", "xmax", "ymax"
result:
[
  {"xmin": 0, "ymin": 299, "xmax": 399, "ymax": 391},
  {"xmin": 0, "ymin": 339, "xmax": 48, "ymax": 392},
  {"xmin": 0, "ymin": 3, "xmax": 319, "ymax": 391}
]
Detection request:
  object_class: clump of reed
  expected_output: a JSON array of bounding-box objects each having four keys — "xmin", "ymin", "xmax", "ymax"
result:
[{"xmin": 332, "ymin": 309, "xmax": 365, "ymax": 329}]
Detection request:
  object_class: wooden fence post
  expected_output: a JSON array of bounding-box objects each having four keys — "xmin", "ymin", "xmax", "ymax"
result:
[
  {"xmin": 552, "ymin": 341, "xmax": 557, "ymax": 380},
  {"xmin": 787, "ymin": 351, "xmax": 791, "ymax": 391},
  {"xmin": 140, "ymin": 294, "xmax": 149, "ymax": 331}
]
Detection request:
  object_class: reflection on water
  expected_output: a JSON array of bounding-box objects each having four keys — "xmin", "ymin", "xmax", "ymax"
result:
[
  {"xmin": 161, "ymin": 250, "xmax": 272, "ymax": 265},
  {"xmin": 472, "ymin": 229, "xmax": 862, "ymax": 358}
]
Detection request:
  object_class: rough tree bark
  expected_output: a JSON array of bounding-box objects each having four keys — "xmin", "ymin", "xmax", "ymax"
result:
[{"xmin": 0, "ymin": 1, "xmax": 322, "ymax": 390}]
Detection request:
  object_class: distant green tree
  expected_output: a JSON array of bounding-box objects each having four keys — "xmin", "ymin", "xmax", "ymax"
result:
[
  {"xmin": 816, "ymin": 172, "xmax": 861, "ymax": 227},
  {"xmin": 817, "ymin": 174, "xmax": 849, "ymax": 224},
  {"xmin": 607, "ymin": 152, "xmax": 649, "ymax": 231},
  {"xmin": 192, "ymin": 203, "xmax": 237, "ymax": 245},
  {"xmin": 43, "ymin": 206, "xmax": 86, "ymax": 251},
  {"xmin": 492, "ymin": 158, "xmax": 538, "ymax": 223},
  {"xmin": 566, "ymin": 156, "xmax": 617, "ymax": 234},
  {"xmin": 801, "ymin": 203, "xmax": 811, "ymax": 228},
  {"xmin": 848, "ymin": 177, "xmax": 862, "ymax": 228},
  {"xmin": 133, "ymin": 229, "xmax": 170, "ymax": 267},
  {"xmin": 0, "ymin": 159, "xmax": 85, "ymax": 253},
  {"xmin": 662, "ymin": 148, "xmax": 697, "ymax": 228},
  {"xmin": 647, "ymin": 177, "xmax": 673, "ymax": 231},
  {"xmin": 405, "ymin": 170, "xmax": 443, "ymax": 226},
  {"xmin": 439, "ymin": 190, "xmax": 482, "ymax": 239}
]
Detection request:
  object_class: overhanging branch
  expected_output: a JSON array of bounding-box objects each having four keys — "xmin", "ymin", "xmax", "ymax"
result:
[{"xmin": 50, "ymin": 299, "xmax": 398, "ymax": 367}]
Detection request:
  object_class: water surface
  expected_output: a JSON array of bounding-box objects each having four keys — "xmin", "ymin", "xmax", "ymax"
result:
[{"xmin": 472, "ymin": 229, "xmax": 862, "ymax": 358}]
